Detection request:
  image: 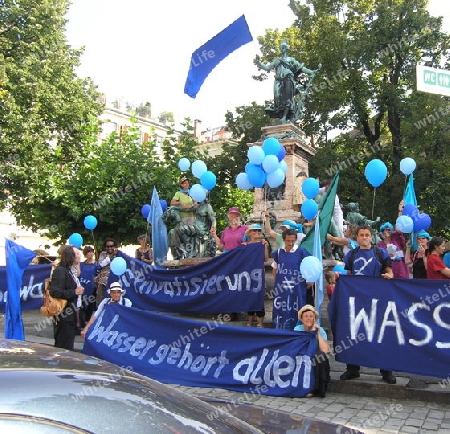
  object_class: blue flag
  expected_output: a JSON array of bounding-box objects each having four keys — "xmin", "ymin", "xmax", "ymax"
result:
[
  {"xmin": 184, "ymin": 15, "xmax": 253, "ymax": 98},
  {"xmin": 4, "ymin": 239, "xmax": 36, "ymax": 339},
  {"xmin": 313, "ymin": 211, "xmax": 324, "ymax": 323},
  {"xmin": 149, "ymin": 187, "xmax": 168, "ymax": 268},
  {"xmin": 403, "ymin": 173, "xmax": 418, "ymax": 249}
]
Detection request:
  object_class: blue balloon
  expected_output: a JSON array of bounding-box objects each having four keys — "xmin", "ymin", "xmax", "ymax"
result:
[
  {"xmin": 300, "ymin": 256, "xmax": 322, "ymax": 282},
  {"xmin": 396, "ymin": 215, "xmax": 414, "ymax": 233},
  {"xmin": 159, "ymin": 199, "xmax": 167, "ymax": 212},
  {"xmin": 402, "ymin": 204, "xmax": 418, "ymax": 218},
  {"xmin": 301, "ymin": 178, "xmax": 320, "ymax": 199},
  {"xmin": 190, "ymin": 183, "xmax": 206, "ymax": 202},
  {"xmin": 266, "ymin": 168, "xmax": 285, "ymax": 188},
  {"xmin": 141, "ymin": 204, "xmax": 151, "ymax": 218},
  {"xmin": 413, "ymin": 212, "xmax": 431, "ymax": 232},
  {"xmin": 178, "ymin": 158, "xmax": 190, "ymax": 171},
  {"xmin": 83, "ymin": 215, "xmax": 98, "ymax": 230},
  {"xmin": 333, "ymin": 264, "xmax": 348, "ymax": 274},
  {"xmin": 277, "ymin": 145, "xmax": 286, "ymax": 162},
  {"xmin": 301, "ymin": 199, "xmax": 318, "ymax": 220},
  {"xmin": 247, "ymin": 164, "xmax": 266, "ymax": 188},
  {"xmin": 400, "ymin": 157, "xmax": 416, "ymax": 175},
  {"xmin": 200, "ymin": 171, "xmax": 217, "ymax": 191},
  {"xmin": 192, "ymin": 160, "xmax": 207, "ymax": 179},
  {"xmin": 68, "ymin": 233, "xmax": 83, "ymax": 249},
  {"xmin": 262, "ymin": 137, "xmax": 281, "ymax": 156},
  {"xmin": 279, "ymin": 160, "xmax": 287, "ymax": 173},
  {"xmin": 364, "ymin": 159, "xmax": 388, "ymax": 188},
  {"xmin": 110, "ymin": 257, "xmax": 127, "ymax": 276},
  {"xmin": 236, "ymin": 172, "xmax": 252, "ymax": 190},
  {"xmin": 262, "ymin": 155, "xmax": 280, "ymax": 174},
  {"xmin": 247, "ymin": 146, "xmax": 265, "ymax": 164}
]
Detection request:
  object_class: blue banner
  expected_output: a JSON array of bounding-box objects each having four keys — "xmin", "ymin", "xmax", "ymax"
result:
[
  {"xmin": 79, "ymin": 262, "xmax": 98, "ymax": 298},
  {"xmin": 329, "ymin": 275, "xmax": 450, "ymax": 379},
  {"xmin": 83, "ymin": 303, "xmax": 317, "ymax": 397},
  {"xmin": 0, "ymin": 264, "xmax": 52, "ymax": 312},
  {"xmin": 114, "ymin": 244, "xmax": 265, "ymax": 313}
]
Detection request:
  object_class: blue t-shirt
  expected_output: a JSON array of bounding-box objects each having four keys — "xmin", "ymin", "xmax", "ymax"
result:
[
  {"xmin": 344, "ymin": 246, "xmax": 391, "ymax": 276},
  {"xmin": 294, "ymin": 324, "xmax": 327, "ymax": 340}
]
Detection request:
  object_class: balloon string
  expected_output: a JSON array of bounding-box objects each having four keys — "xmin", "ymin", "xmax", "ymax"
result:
[
  {"xmin": 90, "ymin": 230, "xmax": 97, "ymax": 259},
  {"xmin": 371, "ymin": 188, "xmax": 376, "ymax": 220},
  {"xmin": 402, "ymin": 175, "xmax": 408, "ymax": 199}
]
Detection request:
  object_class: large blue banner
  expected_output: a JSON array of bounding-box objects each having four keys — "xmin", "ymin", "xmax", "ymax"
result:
[
  {"xmin": 0, "ymin": 264, "xmax": 52, "ymax": 312},
  {"xmin": 83, "ymin": 303, "xmax": 317, "ymax": 397},
  {"xmin": 114, "ymin": 244, "xmax": 265, "ymax": 313},
  {"xmin": 329, "ymin": 275, "xmax": 450, "ymax": 379}
]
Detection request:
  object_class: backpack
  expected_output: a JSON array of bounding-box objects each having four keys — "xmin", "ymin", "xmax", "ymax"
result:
[
  {"xmin": 40, "ymin": 278, "xmax": 68, "ymax": 317},
  {"xmin": 347, "ymin": 245, "xmax": 384, "ymax": 273}
]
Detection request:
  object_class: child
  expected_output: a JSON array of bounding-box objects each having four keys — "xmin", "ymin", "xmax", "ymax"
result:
[{"xmin": 325, "ymin": 271, "xmax": 336, "ymax": 301}]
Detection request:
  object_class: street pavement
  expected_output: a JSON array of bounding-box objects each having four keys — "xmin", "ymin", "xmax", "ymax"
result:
[{"xmin": 5, "ymin": 307, "xmax": 450, "ymax": 434}]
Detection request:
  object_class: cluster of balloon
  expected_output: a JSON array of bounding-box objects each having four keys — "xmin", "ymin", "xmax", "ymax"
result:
[
  {"xmin": 402, "ymin": 204, "xmax": 431, "ymax": 232},
  {"xmin": 178, "ymin": 158, "xmax": 217, "ymax": 202},
  {"xmin": 301, "ymin": 178, "xmax": 320, "ymax": 220},
  {"xmin": 300, "ymin": 256, "xmax": 323, "ymax": 282},
  {"xmin": 110, "ymin": 257, "xmax": 127, "ymax": 276},
  {"xmin": 141, "ymin": 200, "xmax": 167, "ymax": 220},
  {"xmin": 236, "ymin": 138, "xmax": 287, "ymax": 190}
]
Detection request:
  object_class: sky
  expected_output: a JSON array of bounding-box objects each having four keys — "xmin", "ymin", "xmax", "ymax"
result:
[{"xmin": 65, "ymin": 0, "xmax": 450, "ymax": 131}]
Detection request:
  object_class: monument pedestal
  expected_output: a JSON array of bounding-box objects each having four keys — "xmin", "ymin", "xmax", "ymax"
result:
[{"xmin": 249, "ymin": 123, "xmax": 316, "ymax": 224}]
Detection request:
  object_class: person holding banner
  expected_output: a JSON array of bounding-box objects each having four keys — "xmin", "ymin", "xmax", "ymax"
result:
[
  {"xmin": 211, "ymin": 207, "xmax": 247, "ymax": 253},
  {"xmin": 427, "ymin": 237, "xmax": 450, "ymax": 280},
  {"xmin": 411, "ymin": 230, "xmax": 430, "ymax": 279},
  {"xmin": 95, "ymin": 238, "xmax": 120, "ymax": 307},
  {"xmin": 271, "ymin": 228, "xmax": 311, "ymax": 329},
  {"xmin": 340, "ymin": 225, "xmax": 396, "ymax": 384}
]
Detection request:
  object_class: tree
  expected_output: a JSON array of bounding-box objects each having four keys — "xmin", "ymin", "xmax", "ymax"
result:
[
  {"xmin": 257, "ymin": 0, "xmax": 450, "ymax": 232},
  {"xmin": 158, "ymin": 111, "xmax": 174, "ymax": 124},
  {"xmin": 0, "ymin": 0, "xmax": 103, "ymax": 215}
]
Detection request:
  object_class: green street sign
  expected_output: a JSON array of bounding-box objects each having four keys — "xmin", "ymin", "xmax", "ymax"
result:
[{"xmin": 416, "ymin": 64, "xmax": 450, "ymax": 97}]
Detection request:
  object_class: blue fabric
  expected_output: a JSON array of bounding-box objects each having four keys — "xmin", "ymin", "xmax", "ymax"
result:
[
  {"xmin": 184, "ymin": 15, "xmax": 253, "ymax": 98},
  {"xmin": 328, "ymin": 275, "xmax": 450, "ymax": 379},
  {"xmin": 108, "ymin": 244, "xmax": 265, "ymax": 313},
  {"xmin": 4, "ymin": 240, "xmax": 36, "ymax": 339},
  {"xmin": 148, "ymin": 187, "xmax": 168, "ymax": 268},
  {"xmin": 83, "ymin": 302, "xmax": 317, "ymax": 397},
  {"xmin": 79, "ymin": 262, "xmax": 98, "ymax": 298},
  {"xmin": 344, "ymin": 246, "xmax": 390, "ymax": 276},
  {"xmin": 404, "ymin": 173, "xmax": 418, "ymax": 250},
  {"xmin": 443, "ymin": 253, "xmax": 450, "ymax": 269},
  {"xmin": 313, "ymin": 211, "xmax": 324, "ymax": 324}
]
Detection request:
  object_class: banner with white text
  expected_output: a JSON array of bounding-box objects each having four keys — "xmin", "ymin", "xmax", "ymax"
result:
[
  {"xmin": 115, "ymin": 244, "xmax": 265, "ymax": 313},
  {"xmin": 329, "ymin": 275, "xmax": 450, "ymax": 379},
  {"xmin": 83, "ymin": 303, "xmax": 317, "ymax": 397}
]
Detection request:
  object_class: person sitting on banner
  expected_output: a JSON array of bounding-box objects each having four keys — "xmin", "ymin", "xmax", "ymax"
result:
[
  {"xmin": 135, "ymin": 234, "xmax": 153, "ymax": 265},
  {"xmin": 81, "ymin": 281, "xmax": 132, "ymax": 338},
  {"xmin": 271, "ymin": 228, "xmax": 311, "ymax": 329},
  {"xmin": 410, "ymin": 230, "xmax": 430, "ymax": 279},
  {"xmin": 377, "ymin": 219, "xmax": 409, "ymax": 279},
  {"xmin": 94, "ymin": 238, "xmax": 121, "ymax": 307},
  {"xmin": 211, "ymin": 207, "xmax": 248, "ymax": 253},
  {"xmin": 294, "ymin": 304, "xmax": 330, "ymax": 397},
  {"xmin": 50, "ymin": 245, "xmax": 85, "ymax": 350},
  {"xmin": 337, "ymin": 225, "xmax": 396, "ymax": 384},
  {"xmin": 426, "ymin": 237, "xmax": 450, "ymax": 280},
  {"xmin": 263, "ymin": 212, "xmax": 305, "ymax": 248},
  {"xmin": 242, "ymin": 224, "xmax": 269, "ymax": 327}
]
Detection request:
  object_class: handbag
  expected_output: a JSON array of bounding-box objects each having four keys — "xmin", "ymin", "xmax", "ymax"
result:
[{"xmin": 40, "ymin": 278, "xmax": 68, "ymax": 317}]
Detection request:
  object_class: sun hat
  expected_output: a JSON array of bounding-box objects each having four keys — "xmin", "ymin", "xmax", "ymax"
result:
[
  {"xmin": 280, "ymin": 220, "xmax": 297, "ymax": 230},
  {"xmin": 179, "ymin": 176, "xmax": 189, "ymax": 185},
  {"xmin": 380, "ymin": 222, "xmax": 394, "ymax": 232},
  {"xmin": 245, "ymin": 224, "xmax": 263, "ymax": 236},
  {"xmin": 298, "ymin": 304, "xmax": 319, "ymax": 321},
  {"xmin": 227, "ymin": 207, "xmax": 241, "ymax": 215},
  {"xmin": 107, "ymin": 281, "xmax": 125, "ymax": 294}
]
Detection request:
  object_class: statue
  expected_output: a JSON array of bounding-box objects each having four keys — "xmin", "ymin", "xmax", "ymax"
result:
[
  {"xmin": 162, "ymin": 200, "xmax": 217, "ymax": 260},
  {"xmin": 256, "ymin": 40, "xmax": 321, "ymax": 123},
  {"xmin": 346, "ymin": 202, "xmax": 381, "ymax": 244}
]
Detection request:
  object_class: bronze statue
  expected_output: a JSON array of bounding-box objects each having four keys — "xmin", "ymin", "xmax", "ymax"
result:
[
  {"xmin": 162, "ymin": 201, "xmax": 216, "ymax": 260},
  {"xmin": 256, "ymin": 40, "xmax": 321, "ymax": 123},
  {"xmin": 346, "ymin": 202, "xmax": 381, "ymax": 244}
]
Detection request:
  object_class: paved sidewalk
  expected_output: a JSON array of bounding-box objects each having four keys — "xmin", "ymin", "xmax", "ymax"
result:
[{"xmin": 6, "ymin": 309, "xmax": 450, "ymax": 433}]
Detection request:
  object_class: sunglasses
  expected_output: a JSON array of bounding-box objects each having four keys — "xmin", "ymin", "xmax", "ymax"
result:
[{"xmin": 106, "ymin": 244, "xmax": 116, "ymax": 248}]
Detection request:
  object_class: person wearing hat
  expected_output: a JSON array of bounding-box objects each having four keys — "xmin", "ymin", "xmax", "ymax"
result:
[
  {"xmin": 295, "ymin": 305, "xmax": 330, "ymax": 397},
  {"xmin": 263, "ymin": 211, "xmax": 304, "ymax": 248},
  {"xmin": 211, "ymin": 207, "xmax": 248, "ymax": 253},
  {"xmin": 411, "ymin": 230, "xmax": 430, "ymax": 278},
  {"xmin": 81, "ymin": 281, "xmax": 132, "ymax": 338},
  {"xmin": 170, "ymin": 177, "xmax": 197, "ymax": 224},
  {"xmin": 242, "ymin": 224, "xmax": 269, "ymax": 327}
]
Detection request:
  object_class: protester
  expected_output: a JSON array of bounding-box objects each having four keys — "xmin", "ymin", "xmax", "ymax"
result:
[
  {"xmin": 294, "ymin": 304, "xmax": 330, "ymax": 397},
  {"xmin": 339, "ymin": 225, "xmax": 396, "ymax": 384},
  {"xmin": 211, "ymin": 207, "xmax": 247, "ymax": 253},
  {"xmin": 94, "ymin": 238, "xmax": 120, "ymax": 306},
  {"xmin": 377, "ymin": 221, "xmax": 409, "ymax": 278},
  {"xmin": 325, "ymin": 271, "xmax": 336, "ymax": 301},
  {"xmin": 263, "ymin": 212, "xmax": 304, "ymax": 248},
  {"xmin": 170, "ymin": 176, "xmax": 196, "ymax": 224},
  {"xmin": 135, "ymin": 234, "xmax": 153, "ymax": 265},
  {"xmin": 426, "ymin": 237, "xmax": 450, "ymax": 279},
  {"xmin": 411, "ymin": 230, "xmax": 430, "ymax": 279},
  {"xmin": 81, "ymin": 281, "xmax": 132, "ymax": 338},
  {"xmin": 271, "ymin": 228, "xmax": 311, "ymax": 329},
  {"xmin": 79, "ymin": 245, "xmax": 98, "ymax": 328},
  {"xmin": 327, "ymin": 224, "xmax": 358, "ymax": 256},
  {"xmin": 49, "ymin": 245, "xmax": 84, "ymax": 350},
  {"xmin": 242, "ymin": 224, "xmax": 269, "ymax": 327}
]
